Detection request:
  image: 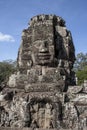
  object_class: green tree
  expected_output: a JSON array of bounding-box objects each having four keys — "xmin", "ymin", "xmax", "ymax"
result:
[
  {"xmin": 76, "ymin": 66, "xmax": 87, "ymax": 85},
  {"xmin": 74, "ymin": 52, "xmax": 87, "ymax": 85},
  {"xmin": 0, "ymin": 60, "xmax": 17, "ymax": 85},
  {"xmin": 74, "ymin": 52, "xmax": 87, "ymax": 71}
]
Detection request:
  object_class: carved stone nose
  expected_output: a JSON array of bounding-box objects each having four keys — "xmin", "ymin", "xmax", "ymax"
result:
[{"xmin": 39, "ymin": 41, "xmax": 49, "ymax": 53}]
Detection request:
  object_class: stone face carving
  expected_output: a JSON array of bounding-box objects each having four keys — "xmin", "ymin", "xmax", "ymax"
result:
[{"xmin": 0, "ymin": 14, "xmax": 86, "ymax": 130}]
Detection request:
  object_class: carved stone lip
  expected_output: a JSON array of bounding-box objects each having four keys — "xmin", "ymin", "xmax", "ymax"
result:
[{"xmin": 38, "ymin": 53, "xmax": 51, "ymax": 60}]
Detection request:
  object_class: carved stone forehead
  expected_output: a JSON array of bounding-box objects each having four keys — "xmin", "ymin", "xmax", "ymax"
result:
[
  {"xmin": 28, "ymin": 15, "xmax": 65, "ymax": 44},
  {"xmin": 29, "ymin": 14, "xmax": 65, "ymax": 26}
]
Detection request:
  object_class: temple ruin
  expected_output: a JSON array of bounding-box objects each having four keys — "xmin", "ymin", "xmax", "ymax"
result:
[{"xmin": 0, "ymin": 14, "xmax": 87, "ymax": 130}]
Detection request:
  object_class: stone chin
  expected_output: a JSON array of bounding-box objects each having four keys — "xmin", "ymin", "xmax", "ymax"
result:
[
  {"xmin": 37, "ymin": 53, "xmax": 51, "ymax": 65},
  {"xmin": 38, "ymin": 60, "xmax": 51, "ymax": 66},
  {"xmin": 37, "ymin": 54, "xmax": 54, "ymax": 66}
]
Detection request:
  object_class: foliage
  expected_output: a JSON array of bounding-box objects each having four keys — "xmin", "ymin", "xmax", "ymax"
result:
[
  {"xmin": 76, "ymin": 66, "xmax": 87, "ymax": 85},
  {"xmin": 0, "ymin": 60, "xmax": 17, "ymax": 85},
  {"xmin": 74, "ymin": 52, "xmax": 87, "ymax": 85},
  {"xmin": 74, "ymin": 52, "xmax": 87, "ymax": 71}
]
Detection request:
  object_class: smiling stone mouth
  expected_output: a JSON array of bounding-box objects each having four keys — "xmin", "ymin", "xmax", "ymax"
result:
[{"xmin": 38, "ymin": 53, "xmax": 50, "ymax": 60}]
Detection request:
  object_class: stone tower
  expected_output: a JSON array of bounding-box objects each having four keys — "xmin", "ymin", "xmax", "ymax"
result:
[{"xmin": 1, "ymin": 14, "xmax": 86, "ymax": 129}]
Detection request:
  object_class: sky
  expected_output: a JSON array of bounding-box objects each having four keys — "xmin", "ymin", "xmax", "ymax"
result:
[{"xmin": 0, "ymin": 0, "xmax": 87, "ymax": 61}]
